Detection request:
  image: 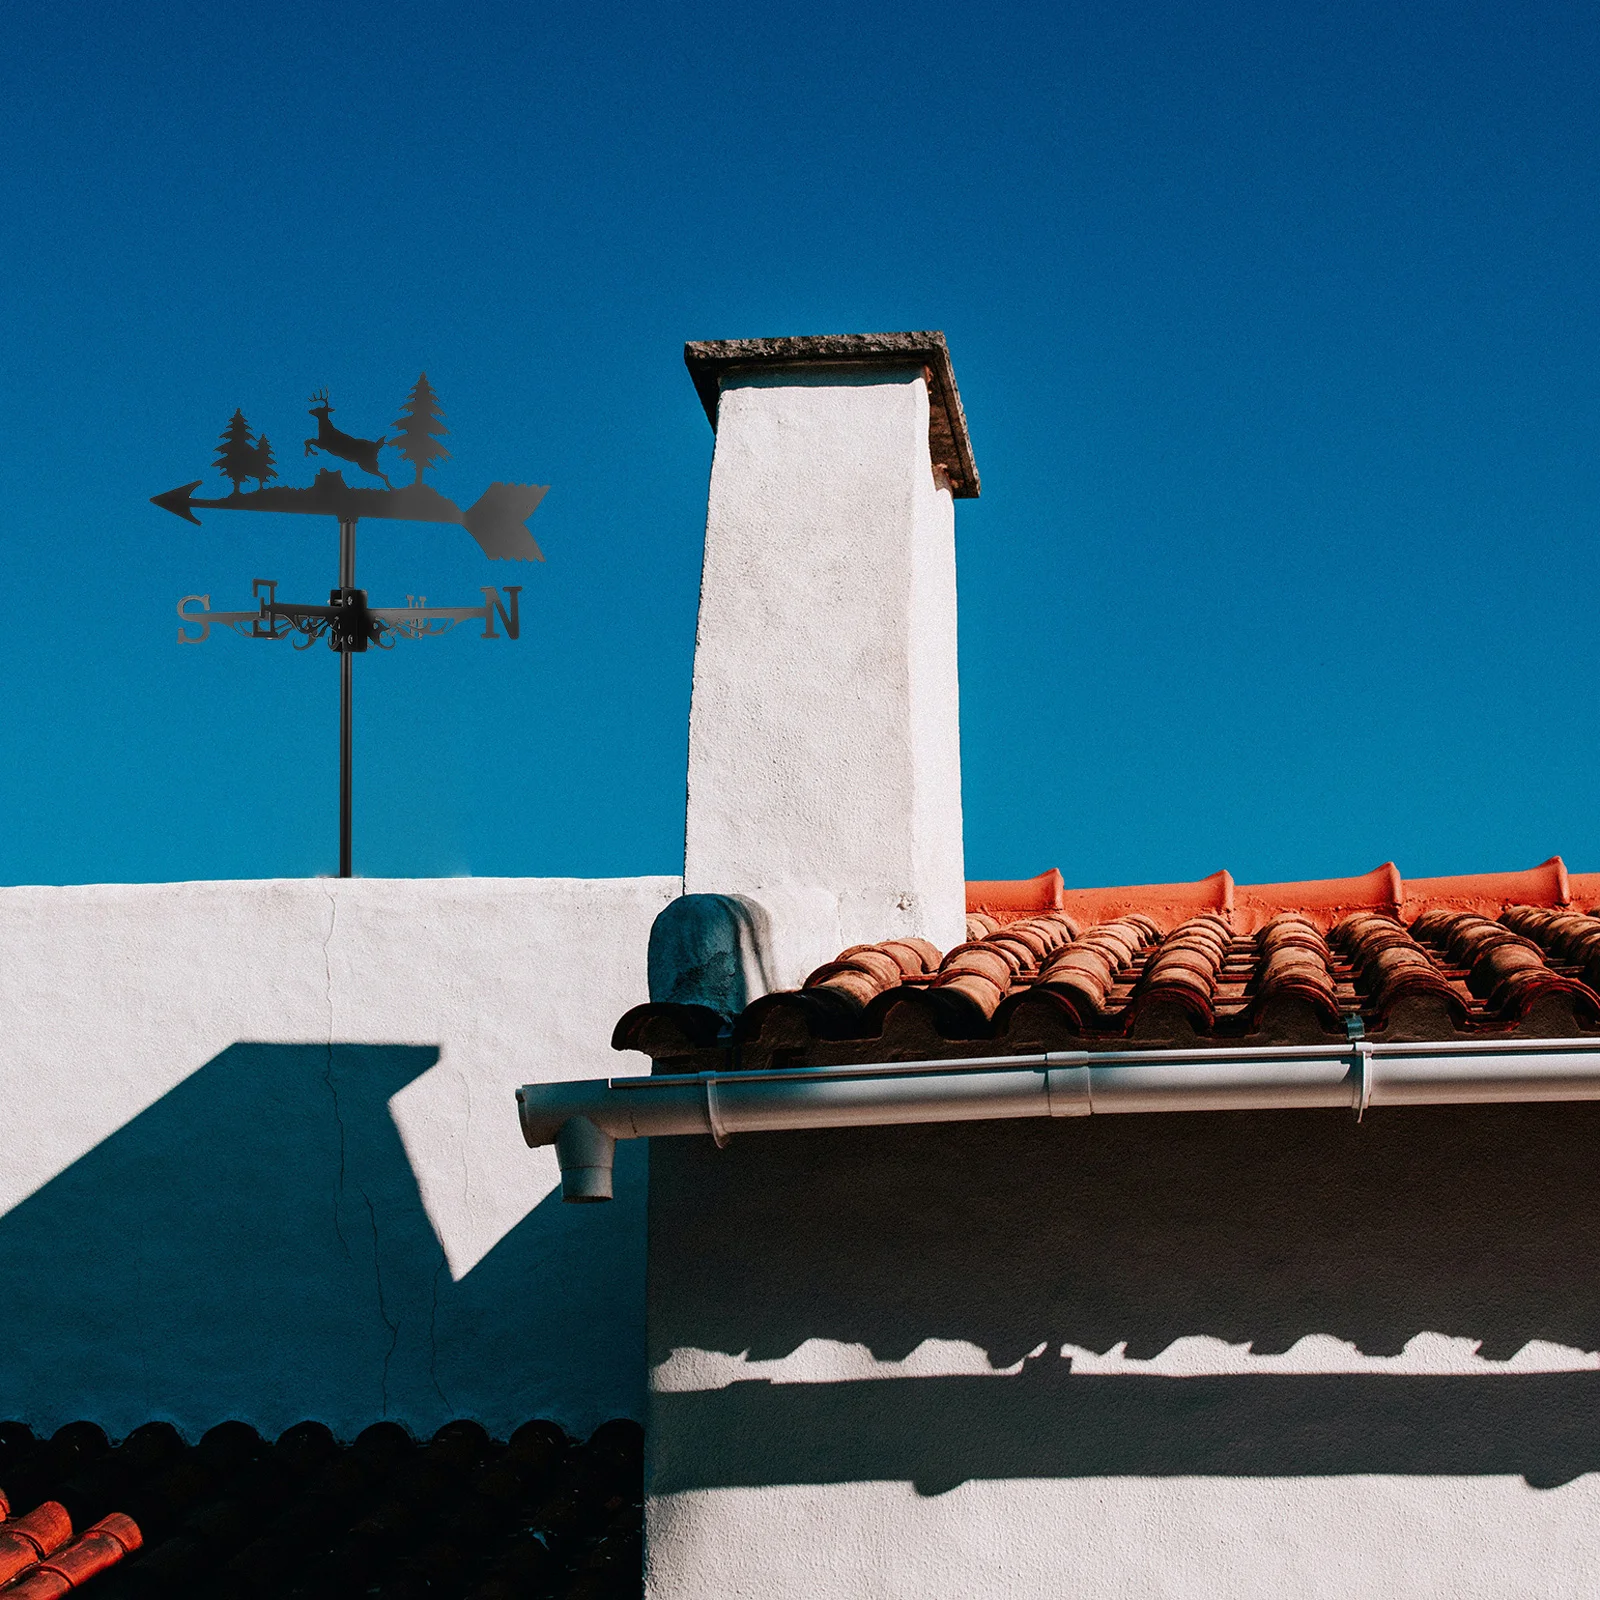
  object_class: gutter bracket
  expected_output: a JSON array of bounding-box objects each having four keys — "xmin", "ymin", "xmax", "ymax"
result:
[
  {"xmin": 1044, "ymin": 1052, "xmax": 1092, "ymax": 1117},
  {"xmin": 705, "ymin": 1077, "xmax": 731, "ymax": 1147},
  {"xmin": 1352, "ymin": 1042, "xmax": 1374, "ymax": 1121}
]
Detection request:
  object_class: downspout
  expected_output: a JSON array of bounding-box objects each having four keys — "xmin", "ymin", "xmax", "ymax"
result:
[{"xmin": 516, "ymin": 1037, "xmax": 1600, "ymax": 1202}]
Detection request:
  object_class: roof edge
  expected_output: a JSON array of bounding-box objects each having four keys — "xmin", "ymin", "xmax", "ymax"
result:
[{"xmin": 968, "ymin": 857, "xmax": 1585, "ymax": 934}]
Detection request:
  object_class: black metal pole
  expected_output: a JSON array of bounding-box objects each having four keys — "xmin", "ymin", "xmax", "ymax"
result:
[{"xmin": 338, "ymin": 518, "xmax": 356, "ymax": 879}]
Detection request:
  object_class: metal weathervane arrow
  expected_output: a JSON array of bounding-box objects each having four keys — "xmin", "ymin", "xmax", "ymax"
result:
[{"xmin": 156, "ymin": 375, "xmax": 547, "ymax": 877}]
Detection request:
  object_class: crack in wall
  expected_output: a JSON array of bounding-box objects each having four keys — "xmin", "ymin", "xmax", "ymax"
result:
[
  {"xmin": 363, "ymin": 1190, "xmax": 401, "ymax": 1417},
  {"xmin": 320, "ymin": 885, "xmax": 351, "ymax": 1260},
  {"xmin": 428, "ymin": 1254, "xmax": 451, "ymax": 1412}
]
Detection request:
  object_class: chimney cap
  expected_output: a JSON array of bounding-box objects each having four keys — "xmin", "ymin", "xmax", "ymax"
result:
[{"xmin": 683, "ymin": 331, "xmax": 979, "ymax": 498}]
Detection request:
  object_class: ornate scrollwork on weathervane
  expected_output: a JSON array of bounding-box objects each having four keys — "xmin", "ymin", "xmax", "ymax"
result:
[{"xmin": 154, "ymin": 375, "xmax": 548, "ymax": 877}]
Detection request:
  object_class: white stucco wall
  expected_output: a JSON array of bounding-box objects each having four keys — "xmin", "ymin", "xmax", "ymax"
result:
[
  {"xmin": 647, "ymin": 1477, "xmax": 1600, "ymax": 1600},
  {"xmin": 683, "ymin": 367, "xmax": 966, "ymax": 983},
  {"xmin": 0, "ymin": 874, "xmax": 677, "ymax": 1440},
  {"xmin": 644, "ymin": 1112, "xmax": 1600, "ymax": 1598}
]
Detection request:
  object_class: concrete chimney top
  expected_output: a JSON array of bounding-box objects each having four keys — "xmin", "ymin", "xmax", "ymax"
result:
[{"xmin": 683, "ymin": 331, "xmax": 980, "ymax": 499}]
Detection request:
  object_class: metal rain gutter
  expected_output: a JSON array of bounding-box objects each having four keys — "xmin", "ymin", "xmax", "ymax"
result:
[{"xmin": 515, "ymin": 1037, "xmax": 1600, "ymax": 1202}]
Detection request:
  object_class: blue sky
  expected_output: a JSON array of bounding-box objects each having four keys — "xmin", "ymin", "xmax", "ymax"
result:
[{"xmin": 2, "ymin": 0, "xmax": 1597, "ymax": 889}]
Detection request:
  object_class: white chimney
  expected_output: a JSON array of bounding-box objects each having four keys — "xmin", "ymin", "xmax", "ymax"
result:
[{"xmin": 678, "ymin": 334, "xmax": 976, "ymax": 988}]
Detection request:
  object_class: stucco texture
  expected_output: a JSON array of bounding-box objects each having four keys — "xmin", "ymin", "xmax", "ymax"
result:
[
  {"xmin": 683, "ymin": 369, "xmax": 965, "ymax": 980},
  {"xmin": 645, "ymin": 1109, "xmax": 1600, "ymax": 1597},
  {"xmin": 0, "ymin": 874, "xmax": 678, "ymax": 1441}
]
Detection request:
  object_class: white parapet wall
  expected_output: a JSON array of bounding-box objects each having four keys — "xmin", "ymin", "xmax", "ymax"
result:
[
  {"xmin": 681, "ymin": 335, "xmax": 973, "ymax": 986},
  {"xmin": 0, "ymin": 874, "xmax": 678, "ymax": 1441}
]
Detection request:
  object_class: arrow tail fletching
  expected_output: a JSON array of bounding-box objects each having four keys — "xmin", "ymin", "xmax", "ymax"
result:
[{"xmin": 462, "ymin": 483, "xmax": 548, "ymax": 561}]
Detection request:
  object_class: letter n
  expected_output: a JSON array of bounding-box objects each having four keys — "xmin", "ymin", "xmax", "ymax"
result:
[{"xmin": 482, "ymin": 586, "xmax": 521, "ymax": 640}]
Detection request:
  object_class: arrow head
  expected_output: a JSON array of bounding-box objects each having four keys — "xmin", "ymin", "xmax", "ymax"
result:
[
  {"xmin": 462, "ymin": 483, "xmax": 548, "ymax": 561},
  {"xmin": 151, "ymin": 481, "xmax": 204, "ymax": 525}
]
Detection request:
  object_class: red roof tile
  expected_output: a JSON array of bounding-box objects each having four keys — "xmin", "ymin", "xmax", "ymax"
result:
[
  {"xmin": 615, "ymin": 856, "xmax": 1600, "ymax": 1068},
  {"xmin": 3, "ymin": 1515, "xmax": 141, "ymax": 1600},
  {"xmin": 0, "ymin": 1504, "xmax": 71, "ymax": 1586},
  {"xmin": 968, "ymin": 857, "xmax": 1592, "ymax": 933}
]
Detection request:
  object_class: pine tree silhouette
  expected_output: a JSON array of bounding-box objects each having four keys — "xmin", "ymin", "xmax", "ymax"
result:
[
  {"xmin": 214, "ymin": 410, "xmax": 256, "ymax": 497},
  {"xmin": 250, "ymin": 433, "xmax": 278, "ymax": 491},
  {"xmin": 392, "ymin": 374, "xmax": 450, "ymax": 483}
]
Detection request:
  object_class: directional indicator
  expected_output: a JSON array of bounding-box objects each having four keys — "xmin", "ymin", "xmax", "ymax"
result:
[
  {"xmin": 150, "ymin": 471, "xmax": 547, "ymax": 562},
  {"xmin": 177, "ymin": 582, "xmax": 522, "ymax": 647},
  {"xmin": 161, "ymin": 375, "xmax": 547, "ymax": 876}
]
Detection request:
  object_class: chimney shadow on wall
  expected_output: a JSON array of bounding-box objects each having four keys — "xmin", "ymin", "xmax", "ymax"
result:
[
  {"xmin": 647, "ymin": 1107, "xmax": 1600, "ymax": 1494},
  {"xmin": 0, "ymin": 1043, "xmax": 644, "ymax": 1439}
]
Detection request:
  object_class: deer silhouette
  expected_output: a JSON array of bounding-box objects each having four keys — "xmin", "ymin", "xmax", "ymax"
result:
[{"xmin": 304, "ymin": 390, "xmax": 393, "ymax": 486}]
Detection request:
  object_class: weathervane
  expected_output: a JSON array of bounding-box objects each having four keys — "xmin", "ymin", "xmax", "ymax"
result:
[{"xmin": 156, "ymin": 375, "xmax": 546, "ymax": 878}]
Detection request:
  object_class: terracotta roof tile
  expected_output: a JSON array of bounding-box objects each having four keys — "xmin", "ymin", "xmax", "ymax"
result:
[
  {"xmin": 0, "ymin": 1502, "xmax": 73, "ymax": 1585},
  {"xmin": 1131, "ymin": 914, "xmax": 1234, "ymax": 1032},
  {"xmin": 1256, "ymin": 913, "xmax": 1335, "ymax": 999},
  {"xmin": 1329, "ymin": 912, "xmax": 1467, "ymax": 1030},
  {"xmin": 1409, "ymin": 910, "xmax": 1599, "ymax": 1023},
  {"xmin": 616, "ymin": 857, "xmax": 1600, "ymax": 1071},
  {"xmin": 928, "ymin": 942, "xmax": 1016, "ymax": 1018},
  {"xmin": 1030, "ymin": 914, "xmax": 1161, "ymax": 1027},
  {"xmin": 3, "ymin": 1514, "xmax": 142, "ymax": 1599},
  {"xmin": 965, "ymin": 870, "xmax": 1066, "ymax": 918},
  {"xmin": 789, "ymin": 939, "xmax": 946, "ymax": 1040},
  {"xmin": 804, "ymin": 938, "xmax": 941, "ymax": 1010},
  {"xmin": 1502, "ymin": 905, "xmax": 1600, "ymax": 988},
  {"xmin": 964, "ymin": 856, "xmax": 1583, "ymax": 935}
]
